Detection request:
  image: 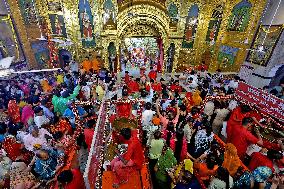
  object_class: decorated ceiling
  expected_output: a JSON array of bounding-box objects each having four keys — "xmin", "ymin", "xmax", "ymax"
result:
[{"xmin": 2, "ymin": 0, "xmax": 280, "ymax": 72}]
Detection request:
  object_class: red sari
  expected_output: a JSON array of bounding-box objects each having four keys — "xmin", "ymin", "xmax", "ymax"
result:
[
  {"xmin": 8, "ymin": 100, "xmax": 21, "ymax": 123},
  {"xmin": 116, "ymin": 102, "xmax": 132, "ymax": 118},
  {"xmin": 50, "ymin": 119, "xmax": 72, "ymax": 135},
  {"xmin": 2, "ymin": 136, "xmax": 22, "ymax": 161}
]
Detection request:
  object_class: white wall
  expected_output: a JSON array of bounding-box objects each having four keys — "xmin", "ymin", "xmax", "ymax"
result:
[
  {"xmin": 261, "ymin": 0, "xmax": 284, "ymax": 25},
  {"xmin": 239, "ymin": 0, "xmax": 284, "ymax": 88}
]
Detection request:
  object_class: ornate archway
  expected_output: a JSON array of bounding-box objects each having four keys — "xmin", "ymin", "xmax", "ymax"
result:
[{"xmin": 101, "ymin": 3, "xmax": 171, "ymax": 73}]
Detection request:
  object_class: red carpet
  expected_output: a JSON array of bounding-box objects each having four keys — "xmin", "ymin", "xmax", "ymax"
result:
[{"xmin": 102, "ymin": 170, "xmax": 142, "ymax": 189}]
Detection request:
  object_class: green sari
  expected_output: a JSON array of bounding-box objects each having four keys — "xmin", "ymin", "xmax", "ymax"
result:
[{"xmin": 156, "ymin": 148, "xmax": 177, "ymax": 182}]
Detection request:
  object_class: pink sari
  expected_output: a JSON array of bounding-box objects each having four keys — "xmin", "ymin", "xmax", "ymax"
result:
[{"xmin": 21, "ymin": 105, "xmax": 34, "ymax": 126}]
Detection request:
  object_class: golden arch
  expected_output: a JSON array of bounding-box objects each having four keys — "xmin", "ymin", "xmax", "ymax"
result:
[{"xmin": 115, "ymin": 4, "xmax": 171, "ymax": 72}]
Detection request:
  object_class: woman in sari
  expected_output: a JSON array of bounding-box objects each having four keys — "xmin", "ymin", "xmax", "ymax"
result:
[
  {"xmin": 222, "ymin": 143, "xmax": 241, "ymax": 176},
  {"xmin": 8, "ymin": 99, "xmax": 21, "ymax": 124},
  {"xmin": 192, "ymin": 90, "xmax": 202, "ymax": 106},
  {"xmin": 41, "ymin": 78, "xmax": 53, "ymax": 93},
  {"xmin": 169, "ymin": 159, "xmax": 201, "ymax": 189},
  {"xmin": 155, "ymin": 145, "xmax": 177, "ymax": 189},
  {"xmin": 33, "ymin": 148, "xmax": 64, "ymax": 181},
  {"xmin": 194, "ymin": 156, "xmax": 219, "ymax": 182},
  {"xmin": 234, "ymin": 166, "xmax": 272, "ymax": 189},
  {"xmin": 2, "ymin": 135, "xmax": 23, "ymax": 161},
  {"xmin": 21, "ymin": 104, "xmax": 34, "ymax": 127}
]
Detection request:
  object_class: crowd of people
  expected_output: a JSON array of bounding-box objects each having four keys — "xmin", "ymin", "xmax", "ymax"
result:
[
  {"xmin": 107, "ymin": 65, "xmax": 284, "ymax": 189},
  {"xmin": 0, "ymin": 63, "xmax": 115, "ymax": 188},
  {"xmin": 0, "ymin": 58, "xmax": 283, "ymax": 189}
]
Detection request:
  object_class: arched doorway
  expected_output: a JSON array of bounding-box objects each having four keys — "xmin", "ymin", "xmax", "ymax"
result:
[{"xmin": 115, "ymin": 4, "xmax": 170, "ymax": 74}]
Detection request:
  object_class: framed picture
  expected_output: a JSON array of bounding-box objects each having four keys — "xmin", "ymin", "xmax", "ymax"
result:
[
  {"xmin": 49, "ymin": 14, "xmax": 67, "ymax": 38},
  {"xmin": 31, "ymin": 41, "xmax": 50, "ymax": 68},
  {"xmin": 246, "ymin": 25, "xmax": 283, "ymax": 66},
  {"xmin": 0, "ymin": 14, "xmax": 25, "ymax": 63}
]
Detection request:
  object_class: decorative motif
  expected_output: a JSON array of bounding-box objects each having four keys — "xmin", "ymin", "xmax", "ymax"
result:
[
  {"xmin": 47, "ymin": 0, "xmax": 62, "ymax": 13},
  {"xmin": 246, "ymin": 25, "xmax": 283, "ymax": 66},
  {"xmin": 217, "ymin": 45, "xmax": 239, "ymax": 69},
  {"xmin": 18, "ymin": 0, "xmax": 37, "ymax": 25},
  {"xmin": 227, "ymin": 0, "xmax": 252, "ymax": 32},
  {"xmin": 78, "ymin": 0, "xmax": 96, "ymax": 47},
  {"xmin": 0, "ymin": 15, "xmax": 25, "ymax": 63},
  {"xmin": 182, "ymin": 4, "xmax": 199, "ymax": 49},
  {"xmin": 49, "ymin": 14, "xmax": 67, "ymax": 38},
  {"xmin": 205, "ymin": 5, "xmax": 223, "ymax": 45},
  {"xmin": 30, "ymin": 41, "xmax": 50, "ymax": 68}
]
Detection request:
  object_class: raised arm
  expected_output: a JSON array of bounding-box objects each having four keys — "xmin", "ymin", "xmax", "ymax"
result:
[
  {"xmin": 67, "ymin": 84, "xmax": 81, "ymax": 100},
  {"xmin": 155, "ymin": 98, "xmax": 162, "ymax": 118}
]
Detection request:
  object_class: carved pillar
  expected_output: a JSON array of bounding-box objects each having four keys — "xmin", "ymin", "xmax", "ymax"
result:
[
  {"xmin": 163, "ymin": 41, "xmax": 170, "ymax": 74},
  {"xmin": 7, "ymin": 0, "xmax": 38, "ymax": 68},
  {"xmin": 172, "ymin": 40, "xmax": 181, "ymax": 73}
]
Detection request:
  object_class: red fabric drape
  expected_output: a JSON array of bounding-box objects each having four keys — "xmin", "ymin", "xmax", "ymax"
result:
[{"xmin": 156, "ymin": 37, "xmax": 164, "ymax": 72}]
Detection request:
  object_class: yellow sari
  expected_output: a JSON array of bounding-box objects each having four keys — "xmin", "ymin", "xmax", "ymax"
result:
[{"xmin": 192, "ymin": 90, "xmax": 202, "ymax": 106}]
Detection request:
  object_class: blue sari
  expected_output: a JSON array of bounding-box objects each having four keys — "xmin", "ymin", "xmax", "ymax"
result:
[{"xmin": 34, "ymin": 149, "xmax": 64, "ymax": 180}]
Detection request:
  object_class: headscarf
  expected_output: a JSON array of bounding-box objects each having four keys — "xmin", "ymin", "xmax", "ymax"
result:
[
  {"xmin": 184, "ymin": 159, "xmax": 194, "ymax": 174},
  {"xmin": 156, "ymin": 148, "xmax": 177, "ymax": 181},
  {"xmin": 8, "ymin": 100, "xmax": 21, "ymax": 123},
  {"xmin": 222, "ymin": 143, "xmax": 241, "ymax": 176},
  {"xmin": 252, "ymin": 166, "xmax": 272, "ymax": 183},
  {"xmin": 192, "ymin": 90, "xmax": 202, "ymax": 106},
  {"xmin": 21, "ymin": 105, "xmax": 34, "ymax": 126}
]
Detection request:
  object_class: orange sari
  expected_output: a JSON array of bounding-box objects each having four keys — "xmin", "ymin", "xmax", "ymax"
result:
[
  {"xmin": 222, "ymin": 143, "xmax": 242, "ymax": 176},
  {"xmin": 41, "ymin": 80, "xmax": 52, "ymax": 93}
]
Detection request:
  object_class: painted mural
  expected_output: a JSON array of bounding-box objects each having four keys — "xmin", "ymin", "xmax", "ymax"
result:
[
  {"xmin": 246, "ymin": 25, "xmax": 283, "ymax": 66},
  {"xmin": 49, "ymin": 14, "xmax": 67, "ymax": 38},
  {"xmin": 104, "ymin": 0, "xmax": 116, "ymax": 24},
  {"xmin": 227, "ymin": 0, "xmax": 252, "ymax": 32},
  {"xmin": 79, "ymin": 0, "xmax": 95, "ymax": 48},
  {"xmin": 0, "ymin": 15, "xmax": 25, "ymax": 63},
  {"xmin": 18, "ymin": 0, "xmax": 37, "ymax": 25},
  {"xmin": 168, "ymin": 3, "xmax": 178, "ymax": 23},
  {"xmin": 182, "ymin": 4, "xmax": 199, "ymax": 49},
  {"xmin": 205, "ymin": 5, "xmax": 223, "ymax": 45},
  {"xmin": 217, "ymin": 45, "xmax": 239, "ymax": 69},
  {"xmin": 31, "ymin": 41, "xmax": 50, "ymax": 68}
]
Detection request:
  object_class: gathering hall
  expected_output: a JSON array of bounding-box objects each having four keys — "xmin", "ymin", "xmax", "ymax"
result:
[{"xmin": 0, "ymin": 0, "xmax": 284, "ymax": 188}]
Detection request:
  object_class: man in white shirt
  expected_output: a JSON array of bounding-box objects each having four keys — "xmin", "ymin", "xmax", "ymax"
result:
[
  {"xmin": 33, "ymin": 106, "xmax": 50, "ymax": 128},
  {"xmin": 142, "ymin": 102, "xmax": 156, "ymax": 145},
  {"xmin": 142, "ymin": 102, "xmax": 155, "ymax": 128}
]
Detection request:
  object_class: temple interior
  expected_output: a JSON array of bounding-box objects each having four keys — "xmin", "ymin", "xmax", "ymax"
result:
[{"xmin": 0, "ymin": 0, "xmax": 284, "ymax": 189}]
